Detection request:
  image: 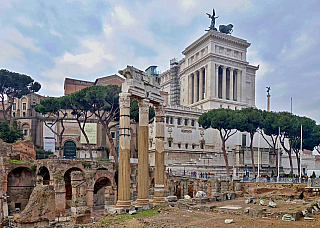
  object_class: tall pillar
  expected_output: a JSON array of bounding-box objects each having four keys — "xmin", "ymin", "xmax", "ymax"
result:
[
  {"xmin": 153, "ymin": 105, "xmax": 165, "ymax": 203},
  {"xmin": 115, "ymin": 92, "xmax": 131, "ymax": 208},
  {"xmin": 237, "ymin": 70, "xmax": 241, "ymax": 102},
  {"xmin": 215, "ymin": 65, "xmax": 219, "ymax": 98},
  {"xmin": 188, "ymin": 75, "xmax": 192, "ymax": 105},
  {"xmin": 136, "ymin": 99, "xmax": 150, "ymax": 206},
  {"xmin": 199, "ymin": 69, "xmax": 203, "ymax": 100},
  {"xmin": 194, "ymin": 72, "xmax": 198, "ymax": 103},
  {"xmin": 222, "ymin": 66, "xmax": 227, "ymax": 99},
  {"xmin": 230, "ymin": 68, "xmax": 234, "ymax": 101}
]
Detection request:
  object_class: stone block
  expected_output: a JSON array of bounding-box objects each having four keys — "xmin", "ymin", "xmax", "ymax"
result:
[
  {"xmin": 178, "ymin": 202, "xmax": 188, "ymax": 209},
  {"xmin": 249, "ymin": 208, "xmax": 263, "ymax": 218}
]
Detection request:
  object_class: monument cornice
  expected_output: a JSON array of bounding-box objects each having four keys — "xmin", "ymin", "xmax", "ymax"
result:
[
  {"xmin": 182, "ymin": 30, "xmax": 250, "ymax": 56},
  {"xmin": 179, "ymin": 53, "xmax": 249, "ymax": 76}
]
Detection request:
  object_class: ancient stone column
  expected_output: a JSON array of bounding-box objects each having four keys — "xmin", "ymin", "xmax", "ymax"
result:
[
  {"xmin": 237, "ymin": 70, "xmax": 241, "ymax": 102},
  {"xmin": 115, "ymin": 92, "xmax": 131, "ymax": 208},
  {"xmin": 194, "ymin": 72, "xmax": 198, "ymax": 103},
  {"xmin": 188, "ymin": 75, "xmax": 192, "ymax": 104},
  {"xmin": 222, "ymin": 66, "xmax": 227, "ymax": 99},
  {"xmin": 230, "ymin": 68, "xmax": 234, "ymax": 101},
  {"xmin": 215, "ymin": 65, "xmax": 219, "ymax": 98},
  {"xmin": 153, "ymin": 105, "xmax": 165, "ymax": 203},
  {"xmin": 199, "ymin": 69, "xmax": 203, "ymax": 100},
  {"xmin": 136, "ymin": 99, "xmax": 150, "ymax": 207}
]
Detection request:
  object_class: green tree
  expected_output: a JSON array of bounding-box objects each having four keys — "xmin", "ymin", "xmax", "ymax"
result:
[
  {"xmin": 311, "ymin": 125, "xmax": 320, "ymax": 154},
  {"xmin": 68, "ymin": 89, "xmax": 95, "ymax": 160},
  {"xmin": 0, "ymin": 69, "xmax": 41, "ymax": 121},
  {"xmin": 278, "ymin": 112, "xmax": 300, "ymax": 175},
  {"xmin": 198, "ymin": 108, "xmax": 243, "ymax": 177},
  {"xmin": 0, "ymin": 118, "xmax": 24, "ymax": 143},
  {"xmin": 35, "ymin": 96, "xmax": 70, "ymax": 158},
  {"xmin": 258, "ymin": 111, "xmax": 281, "ymax": 176},
  {"xmin": 292, "ymin": 116, "xmax": 318, "ymax": 176},
  {"xmin": 79, "ymin": 85, "xmax": 121, "ymax": 163},
  {"xmin": 237, "ymin": 108, "xmax": 263, "ymax": 177},
  {"xmin": 130, "ymin": 98, "xmax": 155, "ymax": 123}
]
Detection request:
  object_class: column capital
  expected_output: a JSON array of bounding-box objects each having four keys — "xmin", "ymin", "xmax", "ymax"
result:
[
  {"xmin": 221, "ymin": 65, "xmax": 227, "ymax": 70},
  {"xmin": 229, "ymin": 67, "xmax": 234, "ymax": 71},
  {"xmin": 119, "ymin": 93, "xmax": 131, "ymax": 109},
  {"xmin": 155, "ymin": 105, "xmax": 165, "ymax": 117},
  {"xmin": 138, "ymin": 99, "xmax": 150, "ymax": 115},
  {"xmin": 215, "ymin": 64, "xmax": 219, "ymax": 69}
]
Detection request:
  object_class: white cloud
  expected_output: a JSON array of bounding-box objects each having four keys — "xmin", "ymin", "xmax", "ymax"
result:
[
  {"xmin": 1, "ymin": 28, "xmax": 40, "ymax": 52},
  {"xmin": 49, "ymin": 29, "xmax": 62, "ymax": 37},
  {"xmin": 112, "ymin": 5, "xmax": 136, "ymax": 26},
  {"xmin": 0, "ymin": 41, "xmax": 23, "ymax": 61},
  {"xmin": 15, "ymin": 16, "xmax": 33, "ymax": 27}
]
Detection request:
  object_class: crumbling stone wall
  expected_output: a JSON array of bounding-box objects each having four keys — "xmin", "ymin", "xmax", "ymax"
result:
[{"xmin": 13, "ymin": 185, "xmax": 55, "ymax": 226}]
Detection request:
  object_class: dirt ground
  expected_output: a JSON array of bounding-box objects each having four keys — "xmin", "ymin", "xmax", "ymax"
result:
[{"xmin": 90, "ymin": 196, "xmax": 320, "ymax": 228}]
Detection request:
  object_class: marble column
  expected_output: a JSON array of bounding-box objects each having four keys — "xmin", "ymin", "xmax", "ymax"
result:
[
  {"xmin": 230, "ymin": 68, "xmax": 234, "ymax": 101},
  {"xmin": 188, "ymin": 75, "xmax": 192, "ymax": 105},
  {"xmin": 199, "ymin": 69, "xmax": 203, "ymax": 100},
  {"xmin": 237, "ymin": 70, "xmax": 241, "ymax": 102},
  {"xmin": 136, "ymin": 99, "xmax": 150, "ymax": 206},
  {"xmin": 153, "ymin": 105, "xmax": 165, "ymax": 203},
  {"xmin": 115, "ymin": 92, "xmax": 131, "ymax": 208},
  {"xmin": 215, "ymin": 65, "xmax": 219, "ymax": 98},
  {"xmin": 222, "ymin": 66, "xmax": 227, "ymax": 100},
  {"xmin": 194, "ymin": 72, "xmax": 198, "ymax": 103}
]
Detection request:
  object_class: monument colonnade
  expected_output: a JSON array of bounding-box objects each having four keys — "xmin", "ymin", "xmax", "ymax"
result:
[
  {"xmin": 115, "ymin": 93, "xmax": 165, "ymax": 208},
  {"xmin": 188, "ymin": 63, "xmax": 242, "ymax": 104}
]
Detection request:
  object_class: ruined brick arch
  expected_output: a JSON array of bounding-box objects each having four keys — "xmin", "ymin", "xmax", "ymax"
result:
[
  {"xmin": 7, "ymin": 166, "xmax": 36, "ymax": 213},
  {"xmin": 37, "ymin": 166, "xmax": 50, "ymax": 185},
  {"xmin": 93, "ymin": 169, "xmax": 115, "ymax": 188},
  {"xmin": 63, "ymin": 167, "xmax": 85, "ymax": 209}
]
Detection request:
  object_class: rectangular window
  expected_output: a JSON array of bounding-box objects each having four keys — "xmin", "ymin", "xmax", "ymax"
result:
[
  {"xmin": 177, "ymin": 118, "xmax": 181, "ymax": 125},
  {"xmin": 178, "ymin": 143, "xmax": 181, "ymax": 148},
  {"xmin": 23, "ymin": 112, "xmax": 26, "ymax": 117},
  {"xmin": 191, "ymin": 120, "xmax": 195, "ymax": 126},
  {"xmin": 168, "ymin": 141, "xmax": 172, "ymax": 147},
  {"xmin": 170, "ymin": 117, "xmax": 173, "ymax": 124},
  {"xmin": 13, "ymin": 103, "xmax": 16, "ymax": 110},
  {"xmin": 185, "ymin": 143, "xmax": 188, "ymax": 149},
  {"xmin": 184, "ymin": 119, "xmax": 188, "ymax": 126},
  {"xmin": 242, "ymin": 134, "xmax": 247, "ymax": 147},
  {"xmin": 24, "ymin": 129, "xmax": 28, "ymax": 135},
  {"xmin": 111, "ymin": 132, "xmax": 116, "ymax": 138},
  {"xmin": 166, "ymin": 116, "xmax": 169, "ymax": 124},
  {"xmin": 22, "ymin": 103, "xmax": 26, "ymax": 110},
  {"xmin": 13, "ymin": 112, "xmax": 15, "ymax": 117}
]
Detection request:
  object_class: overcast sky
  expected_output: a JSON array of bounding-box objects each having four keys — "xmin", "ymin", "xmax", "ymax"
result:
[{"xmin": 1, "ymin": 0, "xmax": 320, "ymax": 122}]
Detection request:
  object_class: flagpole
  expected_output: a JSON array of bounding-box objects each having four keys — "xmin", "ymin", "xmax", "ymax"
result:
[
  {"xmin": 278, "ymin": 127, "xmax": 280, "ymax": 181},
  {"xmin": 258, "ymin": 133, "xmax": 260, "ymax": 178},
  {"xmin": 300, "ymin": 124, "xmax": 302, "ymax": 178}
]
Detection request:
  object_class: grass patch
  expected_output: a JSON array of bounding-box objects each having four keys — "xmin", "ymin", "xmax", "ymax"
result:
[
  {"xmin": 5, "ymin": 158, "xmax": 30, "ymax": 164},
  {"xmin": 97, "ymin": 158, "xmax": 111, "ymax": 162}
]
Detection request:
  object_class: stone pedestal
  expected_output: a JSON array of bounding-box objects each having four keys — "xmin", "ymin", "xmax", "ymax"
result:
[
  {"xmin": 86, "ymin": 188, "xmax": 94, "ymax": 209},
  {"xmin": 115, "ymin": 93, "xmax": 132, "ymax": 208},
  {"xmin": 153, "ymin": 105, "xmax": 165, "ymax": 204},
  {"xmin": 3, "ymin": 201, "xmax": 8, "ymax": 218},
  {"xmin": 55, "ymin": 189, "xmax": 66, "ymax": 216},
  {"xmin": 136, "ymin": 99, "xmax": 150, "ymax": 206}
]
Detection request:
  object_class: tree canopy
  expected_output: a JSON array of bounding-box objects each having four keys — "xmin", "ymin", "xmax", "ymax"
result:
[
  {"xmin": 0, "ymin": 118, "xmax": 24, "ymax": 143},
  {"xmin": 35, "ymin": 96, "xmax": 70, "ymax": 158},
  {"xmin": 0, "ymin": 69, "xmax": 41, "ymax": 121},
  {"xmin": 199, "ymin": 108, "xmax": 243, "ymax": 177}
]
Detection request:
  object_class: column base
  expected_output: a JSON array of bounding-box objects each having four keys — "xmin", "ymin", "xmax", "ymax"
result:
[
  {"xmin": 152, "ymin": 196, "xmax": 165, "ymax": 204},
  {"xmin": 135, "ymin": 198, "xmax": 150, "ymax": 207},
  {"xmin": 115, "ymin": 200, "xmax": 131, "ymax": 209}
]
